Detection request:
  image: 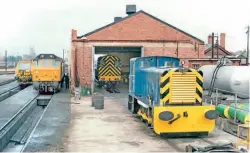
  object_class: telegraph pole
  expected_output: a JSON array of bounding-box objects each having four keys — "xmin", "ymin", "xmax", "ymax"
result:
[
  {"xmin": 211, "ymin": 33, "xmax": 214, "ymax": 58},
  {"xmin": 63, "ymin": 49, "xmax": 65, "ymax": 60},
  {"xmin": 216, "ymin": 37, "xmax": 219, "ymax": 59},
  {"xmin": 246, "ymin": 26, "xmax": 249, "ymax": 66}
]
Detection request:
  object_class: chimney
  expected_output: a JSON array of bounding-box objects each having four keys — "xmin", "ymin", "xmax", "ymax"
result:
[
  {"xmin": 208, "ymin": 35, "xmax": 212, "ymax": 44},
  {"xmin": 126, "ymin": 5, "xmax": 136, "ymax": 16},
  {"xmin": 220, "ymin": 33, "xmax": 226, "ymax": 49},
  {"xmin": 71, "ymin": 29, "xmax": 77, "ymax": 40},
  {"xmin": 114, "ymin": 17, "xmax": 122, "ymax": 22}
]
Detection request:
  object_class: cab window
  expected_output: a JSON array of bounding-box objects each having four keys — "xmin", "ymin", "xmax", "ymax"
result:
[
  {"xmin": 19, "ymin": 63, "xmax": 31, "ymax": 70},
  {"xmin": 114, "ymin": 60, "xmax": 121, "ymax": 67},
  {"xmin": 165, "ymin": 61, "xmax": 174, "ymax": 67},
  {"xmin": 53, "ymin": 60, "xmax": 59, "ymax": 67},
  {"xmin": 34, "ymin": 60, "xmax": 40, "ymax": 67},
  {"xmin": 43, "ymin": 60, "xmax": 51, "ymax": 67}
]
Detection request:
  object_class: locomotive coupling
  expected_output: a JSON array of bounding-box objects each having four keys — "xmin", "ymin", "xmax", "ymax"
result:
[{"xmin": 158, "ymin": 111, "xmax": 182, "ymax": 124}]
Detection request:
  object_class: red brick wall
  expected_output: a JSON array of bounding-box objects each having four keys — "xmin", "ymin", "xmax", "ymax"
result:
[
  {"xmin": 86, "ymin": 12, "xmax": 203, "ymax": 45},
  {"xmin": 71, "ymin": 42, "xmax": 92, "ymax": 88},
  {"xmin": 70, "ymin": 11, "xmax": 207, "ymax": 89},
  {"xmin": 70, "ymin": 41, "xmax": 206, "ymax": 88}
]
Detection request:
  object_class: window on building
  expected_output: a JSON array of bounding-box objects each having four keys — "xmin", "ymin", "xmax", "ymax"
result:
[
  {"xmin": 192, "ymin": 64, "xmax": 200, "ymax": 69},
  {"xmin": 165, "ymin": 62, "xmax": 174, "ymax": 67}
]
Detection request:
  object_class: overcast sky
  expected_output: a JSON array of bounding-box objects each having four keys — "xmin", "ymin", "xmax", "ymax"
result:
[{"xmin": 0, "ymin": 0, "xmax": 250, "ymax": 58}]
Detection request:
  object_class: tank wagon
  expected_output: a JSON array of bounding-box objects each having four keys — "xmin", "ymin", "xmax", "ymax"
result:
[
  {"xmin": 95, "ymin": 55, "xmax": 122, "ymax": 93},
  {"xmin": 128, "ymin": 56, "xmax": 218, "ymax": 137},
  {"xmin": 14, "ymin": 60, "xmax": 32, "ymax": 88},
  {"xmin": 199, "ymin": 65, "xmax": 250, "ymax": 99},
  {"xmin": 32, "ymin": 54, "xmax": 65, "ymax": 93}
]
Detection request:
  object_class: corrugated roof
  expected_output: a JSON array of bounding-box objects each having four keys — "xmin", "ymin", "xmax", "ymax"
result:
[{"xmin": 79, "ymin": 10, "xmax": 204, "ymax": 43}]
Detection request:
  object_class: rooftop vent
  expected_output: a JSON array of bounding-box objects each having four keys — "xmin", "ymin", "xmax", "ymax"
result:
[
  {"xmin": 114, "ymin": 17, "xmax": 122, "ymax": 22},
  {"xmin": 126, "ymin": 5, "xmax": 136, "ymax": 15}
]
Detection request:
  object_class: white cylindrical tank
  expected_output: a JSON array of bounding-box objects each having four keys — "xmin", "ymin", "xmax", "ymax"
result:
[{"xmin": 198, "ymin": 65, "xmax": 250, "ymax": 99}]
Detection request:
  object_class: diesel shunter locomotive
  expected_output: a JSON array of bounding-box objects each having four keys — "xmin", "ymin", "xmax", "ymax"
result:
[
  {"xmin": 95, "ymin": 55, "xmax": 122, "ymax": 93},
  {"xmin": 128, "ymin": 56, "xmax": 218, "ymax": 137}
]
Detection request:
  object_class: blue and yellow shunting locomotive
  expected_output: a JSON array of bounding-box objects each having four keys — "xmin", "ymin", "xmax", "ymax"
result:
[
  {"xmin": 95, "ymin": 55, "xmax": 122, "ymax": 93},
  {"xmin": 128, "ymin": 56, "xmax": 218, "ymax": 137}
]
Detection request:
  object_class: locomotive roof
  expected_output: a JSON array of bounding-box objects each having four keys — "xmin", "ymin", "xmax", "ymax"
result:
[
  {"xmin": 143, "ymin": 66, "xmax": 179, "ymax": 73},
  {"xmin": 142, "ymin": 66, "xmax": 194, "ymax": 74},
  {"xmin": 33, "ymin": 54, "xmax": 63, "ymax": 61},
  {"xmin": 130, "ymin": 56, "xmax": 180, "ymax": 62}
]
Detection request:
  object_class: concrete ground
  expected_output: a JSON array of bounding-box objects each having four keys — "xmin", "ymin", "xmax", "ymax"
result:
[
  {"xmin": 23, "ymin": 89, "xmax": 71, "ymax": 152},
  {"xmin": 62, "ymin": 84, "xmax": 242, "ymax": 152},
  {"xmin": 63, "ymin": 96, "xmax": 176, "ymax": 152}
]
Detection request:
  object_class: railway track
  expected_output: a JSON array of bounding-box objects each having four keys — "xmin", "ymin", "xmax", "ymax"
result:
[
  {"xmin": 0, "ymin": 85, "xmax": 21, "ymax": 102},
  {"xmin": 0, "ymin": 87, "xmax": 52, "ymax": 152},
  {"xmin": 163, "ymin": 137, "xmax": 217, "ymax": 152},
  {"xmin": 0, "ymin": 79, "xmax": 15, "ymax": 86}
]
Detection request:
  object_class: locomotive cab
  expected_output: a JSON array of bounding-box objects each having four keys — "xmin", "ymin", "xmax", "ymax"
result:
[
  {"xmin": 15, "ymin": 60, "xmax": 32, "ymax": 87},
  {"xmin": 32, "ymin": 54, "xmax": 64, "ymax": 93}
]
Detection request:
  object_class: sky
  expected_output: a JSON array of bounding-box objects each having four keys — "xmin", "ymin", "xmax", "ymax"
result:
[{"xmin": 0, "ymin": 0, "xmax": 250, "ymax": 58}]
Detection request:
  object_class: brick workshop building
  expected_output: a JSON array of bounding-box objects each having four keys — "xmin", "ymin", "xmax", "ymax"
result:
[{"xmin": 70, "ymin": 5, "xmax": 240, "ymax": 92}]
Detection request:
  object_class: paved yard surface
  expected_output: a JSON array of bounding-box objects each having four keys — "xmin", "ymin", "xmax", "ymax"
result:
[{"xmin": 63, "ymin": 96, "xmax": 177, "ymax": 152}]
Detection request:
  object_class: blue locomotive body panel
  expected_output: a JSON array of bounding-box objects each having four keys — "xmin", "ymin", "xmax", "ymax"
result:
[{"xmin": 129, "ymin": 56, "xmax": 180, "ymax": 106}]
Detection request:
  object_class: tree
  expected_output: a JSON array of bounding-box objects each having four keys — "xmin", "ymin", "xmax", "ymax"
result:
[{"xmin": 16, "ymin": 56, "xmax": 22, "ymax": 62}]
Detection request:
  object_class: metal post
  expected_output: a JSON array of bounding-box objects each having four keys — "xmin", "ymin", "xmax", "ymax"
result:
[
  {"xmin": 216, "ymin": 37, "xmax": 219, "ymax": 59},
  {"xmin": 215, "ymin": 88, "xmax": 218, "ymax": 106},
  {"xmin": 234, "ymin": 93, "xmax": 238, "ymax": 122},
  {"xmin": 212, "ymin": 33, "xmax": 214, "ymax": 58},
  {"xmin": 63, "ymin": 49, "xmax": 65, "ymax": 60},
  {"xmin": 246, "ymin": 26, "xmax": 249, "ymax": 66}
]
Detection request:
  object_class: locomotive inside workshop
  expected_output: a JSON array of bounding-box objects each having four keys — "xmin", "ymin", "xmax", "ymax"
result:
[
  {"xmin": 31, "ymin": 54, "xmax": 65, "ymax": 93},
  {"xmin": 14, "ymin": 60, "xmax": 33, "ymax": 88},
  {"xmin": 128, "ymin": 56, "xmax": 218, "ymax": 137},
  {"xmin": 95, "ymin": 55, "xmax": 122, "ymax": 93}
]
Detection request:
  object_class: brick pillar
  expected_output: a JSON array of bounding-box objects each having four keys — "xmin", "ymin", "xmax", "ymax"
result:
[
  {"xmin": 70, "ymin": 43, "xmax": 76, "ymax": 88},
  {"xmin": 220, "ymin": 33, "xmax": 226, "ymax": 49},
  {"xmin": 72, "ymin": 29, "xmax": 77, "ymax": 40},
  {"xmin": 208, "ymin": 35, "xmax": 212, "ymax": 44}
]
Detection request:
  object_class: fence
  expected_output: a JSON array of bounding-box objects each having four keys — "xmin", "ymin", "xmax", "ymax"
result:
[{"xmin": 204, "ymin": 88, "xmax": 249, "ymax": 123}]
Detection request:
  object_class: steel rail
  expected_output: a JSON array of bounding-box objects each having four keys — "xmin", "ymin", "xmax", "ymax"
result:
[{"xmin": 0, "ymin": 95, "xmax": 38, "ymax": 133}]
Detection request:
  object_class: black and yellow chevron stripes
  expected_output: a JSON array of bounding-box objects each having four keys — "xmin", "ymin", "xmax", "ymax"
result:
[
  {"xmin": 191, "ymin": 69, "xmax": 203, "ymax": 104},
  {"xmin": 98, "ymin": 56, "xmax": 121, "ymax": 77},
  {"xmin": 160, "ymin": 69, "xmax": 174, "ymax": 106},
  {"xmin": 160, "ymin": 68, "xmax": 204, "ymax": 106}
]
